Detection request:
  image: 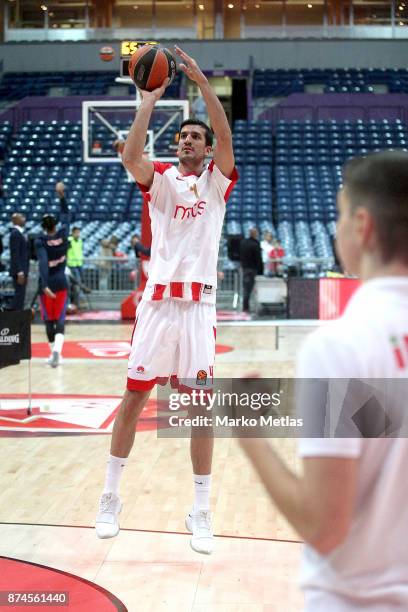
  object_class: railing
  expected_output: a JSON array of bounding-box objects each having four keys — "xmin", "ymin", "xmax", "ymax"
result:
[
  {"xmin": 4, "ymin": 26, "xmax": 198, "ymax": 43},
  {"xmin": 0, "ymin": 258, "xmax": 242, "ymax": 311},
  {"xmin": 0, "ymin": 256, "xmax": 336, "ymax": 313}
]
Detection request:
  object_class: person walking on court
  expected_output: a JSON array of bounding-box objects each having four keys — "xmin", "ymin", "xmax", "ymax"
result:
[
  {"xmin": 95, "ymin": 46, "xmax": 237, "ymax": 555},
  {"xmin": 240, "ymin": 227, "xmax": 263, "ymax": 312},
  {"xmin": 241, "ymin": 151, "xmax": 408, "ymax": 611},
  {"xmin": 9, "ymin": 212, "xmax": 30, "ymax": 310},
  {"xmin": 35, "ymin": 181, "xmax": 71, "ymax": 368}
]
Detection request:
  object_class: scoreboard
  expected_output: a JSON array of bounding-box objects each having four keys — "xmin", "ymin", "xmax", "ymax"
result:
[{"xmin": 120, "ymin": 40, "xmax": 158, "ymax": 78}]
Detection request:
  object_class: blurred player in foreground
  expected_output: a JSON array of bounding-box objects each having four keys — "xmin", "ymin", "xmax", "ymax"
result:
[
  {"xmin": 241, "ymin": 151, "xmax": 408, "ymax": 611},
  {"xmin": 35, "ymin": 181, "xmax": 70, "ymax": 368},
  {"xmin": 95, "ymin": 46, "xmax": 237, "ymax": 555}
]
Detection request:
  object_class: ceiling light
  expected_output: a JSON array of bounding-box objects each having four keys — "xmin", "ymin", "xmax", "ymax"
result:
[
  {"xmin": 40, "ymin": 5, "xmax": 48, "ymax": 11},
  {"xmin": 399, "ymin": 20, "xmax": 404, "ymax": 24},
  {"xmin": 228, "ymin": 3, "xmax": 234, "ymax": 7},
  {"xmin": 255, "ymin": 3, "xmax": 260, "ymax": 7},
  {"xmin": 399, "ymin": 4, "xmax": 404, "ymax": 9},
  {"xmin": 307, "ymin": 3, "xmax": 313, "ymax": 8},
  {"xmin": 198, "ymin": 3, "xmax": 204, "ymax": 10}
]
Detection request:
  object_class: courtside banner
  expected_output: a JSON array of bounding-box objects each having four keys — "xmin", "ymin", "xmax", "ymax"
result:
[
  {"xmin": 156, "ymin": 378, "xmax": 408, "ymax": 438},
  {"xmin": 0, "ymin": 310, "xmax": 31, "ymax": 369}
]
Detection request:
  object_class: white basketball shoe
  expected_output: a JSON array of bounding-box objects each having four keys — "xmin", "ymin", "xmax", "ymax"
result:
[
  {"xmin": 46, "ymin": 351, "xmax": 63, "ymax": 368},
  {"xmin": 185, "ymin": 510, "xmax": 214, "ymax": 555},
  {"xmin": 95, "ymin": 492, "xmax": 122, "ymax": 539}
]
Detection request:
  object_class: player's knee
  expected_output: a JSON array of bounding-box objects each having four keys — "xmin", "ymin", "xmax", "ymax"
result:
[{"xmin": 121, "ymin": 389, "xmax": 148, "ymax": 420}]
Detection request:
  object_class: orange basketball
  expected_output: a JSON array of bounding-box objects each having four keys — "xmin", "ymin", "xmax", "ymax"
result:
[
  {"xmin": 99, "ymin": 46, "xmax": 115, "ymax": 62},
  {"xmin": 128, "ymin": 45, "xmax": 176, "ymax": 91}
]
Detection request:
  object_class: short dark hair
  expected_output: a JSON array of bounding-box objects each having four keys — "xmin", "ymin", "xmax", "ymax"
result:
[
  {"xmin": 343, "ymin": 151, "xmax": 408, "ymax": 263},
  {"xmin": 179, "ymin": 118, "xmax": 213, "ymax": 147},
  {"xmin": 41, "ymin": 213, "xmax": 57, "ymax": 231},
  {"xmin": 72, "ymin": 226, "xmax": 80, "ymax": 232}
]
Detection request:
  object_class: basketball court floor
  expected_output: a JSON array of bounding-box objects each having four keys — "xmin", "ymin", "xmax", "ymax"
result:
[{"xmin": 0, "ymin": 318, "xmax": 318, "ymax": 611}]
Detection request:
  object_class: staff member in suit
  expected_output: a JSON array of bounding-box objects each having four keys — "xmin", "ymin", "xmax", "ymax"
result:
[
  {"xmin": 239, "ymin": 227, "xmax": 264, "ymax": 313},
  {"xmin": 9, "ymin": 212, "xmax": 29, "ymax": 310}
]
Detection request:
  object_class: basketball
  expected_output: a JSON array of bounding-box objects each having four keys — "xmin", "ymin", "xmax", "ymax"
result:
[
  {"xmin": 128, "ymin": 45, "xmax": 176, "ymax": 91},
  {"xmin": 99, "ymin": 46, "xmax": 115, "ymax": 62}
]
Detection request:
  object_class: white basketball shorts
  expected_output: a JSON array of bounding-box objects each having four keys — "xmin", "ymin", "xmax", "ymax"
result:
[{"xmin": 127, "ymin": 299, "xmax": 217, "ymax": 392}]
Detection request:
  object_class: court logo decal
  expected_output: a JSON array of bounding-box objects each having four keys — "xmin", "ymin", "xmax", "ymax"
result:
[{"xmin": 0, "ymin": 394, "xmax": 161, "ymax": 436}]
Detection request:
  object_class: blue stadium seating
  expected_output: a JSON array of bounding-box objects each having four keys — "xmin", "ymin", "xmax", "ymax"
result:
[
  {"xmin": 0, "ymin": 71, "xmax": 182, "ymax": 103},
  {"xmin": 253, "ymin": 68, "xmax": 408, "ymax": 97},
  {"xmin": 1, "ymin": 116, "xmax": 407, "ymax": 266}
]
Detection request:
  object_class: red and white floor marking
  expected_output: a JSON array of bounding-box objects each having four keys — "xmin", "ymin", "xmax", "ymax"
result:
[
  {"xmin": 0, "ymin": 556, "xmax": 126, "ymax": 611},
  {"xmin": 0, "ymin": 394, "xmax": 160, "ymax": 435},
  {"xmin": 31, "ymin": 341, "xmax": 233, "ymax": 360}
]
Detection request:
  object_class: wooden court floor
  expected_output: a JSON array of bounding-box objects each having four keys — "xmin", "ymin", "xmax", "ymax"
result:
[{"xmin": 0, "ymin": 321, "xmax": 317, "ymax": 612}]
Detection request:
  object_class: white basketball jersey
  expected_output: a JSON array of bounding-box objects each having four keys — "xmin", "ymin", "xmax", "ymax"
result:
[{"xmin": 137, "ymin": 161, "xmax": 238, "ymax": 304}]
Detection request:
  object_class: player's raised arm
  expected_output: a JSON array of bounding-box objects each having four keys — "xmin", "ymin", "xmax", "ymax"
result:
[
  {"xmin": 175, "ymin": 46, "xmax": 234, "ymax": 179},
  {"xmin": 122, "ymin": 79, "xmax": 170, "ymax": 188}
]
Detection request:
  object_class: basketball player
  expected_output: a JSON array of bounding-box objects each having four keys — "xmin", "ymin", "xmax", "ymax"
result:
[
  {"xmin": 241, "ymin": 151, "xmax": 408, "ymax": 610},
  {"xmin": 35, "ymin": 181, "xmax": 70, "ymax": 368},
  {"xmin": 95, "ymin": 46, "xmax": 237, "ymax": 555}
]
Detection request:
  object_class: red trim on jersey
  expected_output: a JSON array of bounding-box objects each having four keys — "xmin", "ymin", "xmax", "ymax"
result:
[
  {"xmin": 191, "ymin": 282, "xmax": 203, "ymax": 302},
  {"xmin": 178, "ymin": 171, "xmax": 201, "ymax": 177},
  {"xmin": 224, "ymin": 166, "xmax": 239, "ymax": 202},
  {"xmin": 170, "ymin": 282, "xmax": 184, "ymax": 298},
  {"xmin": 136, "ymin": 182, "xmax": 149, "ymax": 193},
  {"xmin": 213, "ymin": 326, "xmax": 217, "ymax": 340},
  {"xmin": 152, "ymin": 284, "xmax": 166, "ymax": 301},
  {"xmin": 127, "ymin": 377, "xmax": 157, "ymax": 391},
  {"xmin": 136, "ymin": 162, "xmax": 173, "ymax": 193},
  {"xmin": 208, "ymin": 160, "xmax": 239, "ymax": 203},
  {"xmin": 153, "ymin": 161, "xmax": 173, "ymax": 175}
]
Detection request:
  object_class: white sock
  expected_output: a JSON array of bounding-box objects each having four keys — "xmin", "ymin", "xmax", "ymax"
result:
[
  {"xmin": 49, "ymin": 343, "xmax": 53, "ymax": 355},
  {"xmin": 193, "ymin": 474, "xmax": 212, "ymax": 513},
  {"xmin": 53, "ymin": 333, "xmax": 64, "ymax": 354},
  {"xmin": 103, "ymin": 454, "xmax": 127, "ymax": 496}
]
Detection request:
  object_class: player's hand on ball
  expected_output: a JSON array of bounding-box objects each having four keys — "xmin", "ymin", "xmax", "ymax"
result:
[
  {"xmin": 174, "ymin": 46, "xmax": 206, "ymax": 85},
  {"xmin": 140, "ymin": 78, "xmax": 170, "ymax": 103},
  {"xmin": 44, "ymin": 287, "xmax": 56, "ymax": 299}
]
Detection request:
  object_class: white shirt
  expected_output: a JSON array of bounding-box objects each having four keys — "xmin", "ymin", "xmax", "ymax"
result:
[
  {"xmin": 297, "ymin": 277, "xmax": 408, "ymax": 610},
  {"xmin": 260, "ymin": 239, "xmax": 272, "ymax": 264},
  {"xmin": 138, "ymin": 161, "xmax": 238, "ymax": 304}
]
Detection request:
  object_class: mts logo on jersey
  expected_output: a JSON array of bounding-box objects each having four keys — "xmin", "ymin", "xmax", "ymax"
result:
[
  {"xmin": 173, "ymin": 182, "xmax": 206, "ymax": 221},
  {"xmin": 174, "ymin": 200, "xmax": 206, "ymax": 221}
]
